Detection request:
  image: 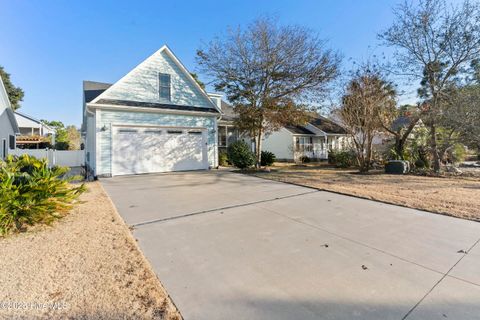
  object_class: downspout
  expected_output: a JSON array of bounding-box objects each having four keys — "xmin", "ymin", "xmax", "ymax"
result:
[{"xmin": 215, "ymin": 111, "xmax": 223, "ymax": 168}]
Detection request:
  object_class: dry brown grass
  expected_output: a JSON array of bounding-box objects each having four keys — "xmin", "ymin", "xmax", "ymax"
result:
[
  {"xmin": 0, "ymin": 182, "xmax": 181, "ymax": 320},
  {"xmin": 250, "ymin": 164, "xmax": 480, "ymax": 221}
]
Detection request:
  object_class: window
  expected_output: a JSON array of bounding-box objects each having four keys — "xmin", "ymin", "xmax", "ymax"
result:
[
  {"xmin": 218, "ymin": 126, "xmax": 227, "ymax": 147},
  {"xmin": 2, "ymin": 139, "xmax": 6, "ymax": 159},
  {"xmin": 118, "ymin": 129, "xmax": 138, "ymax": 134},
  {"xmin": 295, "ymin": 136, "xmax": 313, "ymax": 152},
  {"xmin": 159, "ymin": 73, "xmax": 171, "ymax": 100},
  {"xmin": 188, "ymin": 131, "xmax": 202, "ymax": 135},
  {"xmin": 9, "ymin": 135, "xmax": 15, "ymax": 149},
  {"xmin": 144, "ymin": 130, "xmax": 162, "ymax": 134},
  {"xmin": 167, "ymin": 130, "xmax": 182, "ymax": 134}
]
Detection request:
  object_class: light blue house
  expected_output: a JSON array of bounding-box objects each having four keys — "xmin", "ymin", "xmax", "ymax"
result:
[{"xmin": 82, "ymin": 45, "xmax": 222, "ymax": 177}]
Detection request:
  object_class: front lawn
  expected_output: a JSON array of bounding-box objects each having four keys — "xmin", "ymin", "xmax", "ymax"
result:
[
  {"xmin": 0, "ymin": 182, "xmax": 181, "ymax": 320},
  {"xmin": 249, "ymin": 163, "xmax": 480, "ymax": 221}
]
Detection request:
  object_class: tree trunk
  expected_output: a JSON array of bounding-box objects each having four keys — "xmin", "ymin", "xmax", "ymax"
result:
[
  {"xmin": 363, "ymin": 133, "xmax": 372, "ymax": 173},
  {"xmin": 395, "ymin": 136, "xmax": 405, "ymax": 160},
  {"xmin": 256, "ymin": 130, "xmax": 263, "ymax": 168},
  {"xmin": 430, "ymin": 123, "xmax": 441, "ymax": 173}
]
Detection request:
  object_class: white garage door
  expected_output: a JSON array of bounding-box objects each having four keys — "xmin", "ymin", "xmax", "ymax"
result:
[{"xmin": 112, "ymin": 126, "xmax": 209, "ymax": 176}]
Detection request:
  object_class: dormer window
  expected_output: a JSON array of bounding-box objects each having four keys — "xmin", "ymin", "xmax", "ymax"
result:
[{"xmin": 159, "ymin": 73, "xmax": 171, "ymax": 101}]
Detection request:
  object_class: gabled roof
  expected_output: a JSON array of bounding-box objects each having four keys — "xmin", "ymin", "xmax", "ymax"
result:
[
  {"xmin": 0, "ymin": 75, "xmax": 20, "ymax": 134},
  {"xmin": 14, "ymin": 111, "xmax": 55, "ymax": 132},
  {"xmin": 219, "ymin": 100, "xmax": 236, "ymax": 121},
  {"xmin": 83, "ymin": 81, "xmax": 112, "ymax": 103},
  {"xmin": 285, "ymin": 125, "xmax": 316, "ymax": 135},
  {"xmin": 87, "ymin": 45, "xmax": 221, "ymax": 114},
  {"xmin": 309, "ymin": 116, "xmax": 347, "ymax": 134}
]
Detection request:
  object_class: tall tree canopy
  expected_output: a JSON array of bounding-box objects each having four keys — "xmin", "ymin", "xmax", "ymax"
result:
[
  {"xmin": 0, "ymin": 66, "xmax": 24, "ymax": 110},
  {"xmin": 196, "ymin": 17, "xmax": 341, "ymax": 166},
  {"xmin": 379, "ymin": 0, "xmax": 480, "ymax": 172},
  {"xmin": 340, "ymin": 68, "xmax": 397, "ymax": 172}
]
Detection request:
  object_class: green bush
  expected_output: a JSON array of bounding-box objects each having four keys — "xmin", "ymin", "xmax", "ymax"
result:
[
  {"xmin": 299, "ymin": 156, "xmax": 311, "ymax": 163},
  {"xmin": 227, "ymin": 141, "xmax": 255, "ymax": 169},
  {"xmin": 218, "ymin": 150, "xmax": 229, "ymax": 166},
  {"xmin": 260, "ymin": 150, "xmax": 276, "ymax": 167},
  {"xmin": 414, "ymin": 158, "xmax": 427, "ymax": 168},
  {"xmin": 55, "ymin": 141, "xmax": 69, "ymax": 150},
  {"xmin": 448, "ymin": 144, "xmax": 466, "ymax": 164},
  {"xmin": 328, "ymin": 150, "xmax": 356, "ymax": 168},
  {"xmin": 0, "ymin": 155, "xmax": 85, "ymax": 236}
]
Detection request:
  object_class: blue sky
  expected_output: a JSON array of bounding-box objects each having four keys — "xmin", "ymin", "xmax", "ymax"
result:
[{"xmin": 1, "ymin": 0, "xmax": 417, "ymax": 126}]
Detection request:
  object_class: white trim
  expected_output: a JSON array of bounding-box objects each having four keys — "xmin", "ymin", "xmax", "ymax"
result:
[
  {"xmin": 90, "ymin": 45, "xmax": 222, "ymax": 114},
  {"xmin": 110, "ymin": 124, "xmax": 209, "ymax": 177},
  {"xmin": 87, "ymin": 102, "xmax": 219, "ymax": 117}
]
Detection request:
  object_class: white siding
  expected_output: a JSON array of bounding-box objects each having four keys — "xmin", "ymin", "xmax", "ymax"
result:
[{"xmin": 262, "ymin": 128, "xmax": 294, "ymax": 160}]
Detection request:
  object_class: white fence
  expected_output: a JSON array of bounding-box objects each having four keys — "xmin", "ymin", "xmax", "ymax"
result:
[{"xmin": 10, "ymin": 149, "xmax": 85, "ymax": 167}]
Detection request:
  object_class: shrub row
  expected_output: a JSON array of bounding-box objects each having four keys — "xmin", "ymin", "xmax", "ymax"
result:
[{"xmin": 226, "ymin": 141, "xmax": 276, "ymax": 169}]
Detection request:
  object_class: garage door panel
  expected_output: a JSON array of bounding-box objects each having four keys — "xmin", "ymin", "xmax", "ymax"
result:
[{"xmin": 112, "ymin": 126, "xmax": 208, "ymax": 176}]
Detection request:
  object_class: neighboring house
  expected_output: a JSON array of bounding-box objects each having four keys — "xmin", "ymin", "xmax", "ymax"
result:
[
  {"xmin": 217, "ymin": 100, "xmax": 349, "ymax": 161},
  {"xmin": 14, "ymin": 111, "xmax": 56, "ymax": 148},
  {"xmin": 263, "ymin": 116, "xmax": 350, "ymax": 161},
  {"xmin": 217, "ymin": 100, "xmax": 242, "ymax": 153},
  {"xmin": 82, "ymin": 45, "xmax": 221, "ymax": 177},
  {"xmin": 0, "ymin": 75, "xmax": 20, "ymax": 159}
]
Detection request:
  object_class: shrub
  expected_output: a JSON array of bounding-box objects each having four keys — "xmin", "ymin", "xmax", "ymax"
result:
[
  {"xmin": 328, "ymin": 150, "xmax": 356, "ymax": 168},
  {"xmin": 218, "ymin": 150, "xmax": 229, "ymax": 166},
  {"xmin": 448, "ymin": 144, "xmax": 466, "ymax": 164},
  {"xmin": 0, "ymin": 155, "xmax": 85, "ymax": 236},
  {"xmin": 260, "ymin": 150, "xmax": 276, "ymax": 167},
  {"xmin": 414, "ymin": 158, "xmax": 427, "ymax": 168},
  {"xmin": 55, "ymin": 141, "xmax": 69, "ymax": 150},
  {"xmin": 227, "ymin": 141, "xmax": 255, "ymax": 169},
  {"xmin": 300, "ymin": 156, "xmax": 311, "ymax": 163}
]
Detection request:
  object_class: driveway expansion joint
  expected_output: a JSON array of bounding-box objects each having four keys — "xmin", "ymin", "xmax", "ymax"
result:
[
  {"xmin": 402, "ymin": 236, "xmax": 480, "ymax": 320},
  {"xmin": 131, "ymin": 190, "xmax": 320, "ymax": 228}
]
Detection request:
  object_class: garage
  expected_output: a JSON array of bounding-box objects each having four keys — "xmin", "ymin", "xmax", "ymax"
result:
[{"xmin": 112, "ymin": 125, "xmax": 209, "ymax": 176}]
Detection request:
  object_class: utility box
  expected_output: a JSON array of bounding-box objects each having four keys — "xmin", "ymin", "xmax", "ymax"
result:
[{"xmin": 385, "ymin": 160, "xmax": 410, "ymax": 174}]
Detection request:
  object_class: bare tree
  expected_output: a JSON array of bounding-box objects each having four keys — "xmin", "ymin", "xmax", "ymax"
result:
[
  {"xmin": 379, "ymin": 0, "xmax": 480, "ymax": 172},
  {"xmin": 340, "ymin": 69, "xmax": 397, "ymax": 172},
  {"xmin": 196, "ymin": 17, "xmax": 340, "ymax": 167}
]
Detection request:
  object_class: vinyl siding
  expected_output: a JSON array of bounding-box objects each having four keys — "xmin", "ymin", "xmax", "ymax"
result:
[
  {"xmin": 96, "ymin": 109, "xmax": 216, "ymax": 176},
  {"xmin": 100, "ymin": 50, "xmax": 212, "ymax": 108},
  {"xmin": 262, "ymin": 128, "xmax": 294, "ymax": 160}
]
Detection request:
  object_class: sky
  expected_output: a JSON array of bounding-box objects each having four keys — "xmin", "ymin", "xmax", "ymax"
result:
[{"xmin": 1, "ymin": 0, "xmax": 424, "ymax": 126}]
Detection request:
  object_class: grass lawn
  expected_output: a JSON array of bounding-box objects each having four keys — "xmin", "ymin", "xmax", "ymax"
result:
[
  {"xmin": 249, "ymin": 163, "xmax": 480, "ymax": 222},
  {"xmin": 0, "ymin": 182, "xmax": 181, "ymax": 320}
]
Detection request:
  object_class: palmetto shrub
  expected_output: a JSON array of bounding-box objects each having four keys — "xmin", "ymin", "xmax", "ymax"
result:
[
  {"xmin": 0, "ymin": 155, "xmax": 85, "ymax": 236},
  {"xmin": 260, "ymin": 150, "xmax": 276, "ymax": 167}
]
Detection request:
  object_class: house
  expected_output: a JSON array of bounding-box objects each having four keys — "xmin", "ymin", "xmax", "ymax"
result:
[
  {"xmin": 0, "ymin": 75, "xmax": 20, "ymax": 159},
  {"xmin": 14, "ymin": 111, "xmax": 56, "ymax": 149},
  {"xmin": 82, "ymin": 45, "xmax": 221, "ymax": 177},
  {"xmin": 217, "ymin": 101, "xmax": 350, "ymax": 162},
  {"xmin": 263, "ymin": 116, "xmax": 350, "ymax": 161}
]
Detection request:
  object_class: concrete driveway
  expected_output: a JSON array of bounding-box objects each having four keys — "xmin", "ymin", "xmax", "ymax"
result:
[{"xmin": 101, "ymin": 170, "xmax": 480, "ymax": 320}]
